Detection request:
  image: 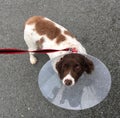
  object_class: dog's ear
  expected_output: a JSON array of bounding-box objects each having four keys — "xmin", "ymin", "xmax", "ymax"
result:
[
  {"xmin": 56, "ymin": 58, "xmax": 63, "ymax": 73},
  {"xmin": 83, "ymin": 57, "xmax": 94, "ymax": 74}
]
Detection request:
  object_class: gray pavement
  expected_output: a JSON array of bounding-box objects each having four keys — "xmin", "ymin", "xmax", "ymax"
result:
[{"xmin": 0, "ymin": 0, "xmax": 120, "ymax": 118}]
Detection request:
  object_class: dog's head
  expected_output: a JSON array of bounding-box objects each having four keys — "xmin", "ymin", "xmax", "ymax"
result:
[{"xmin": 56, "ymin": 54, "xmax": 94, "ymax": 86}]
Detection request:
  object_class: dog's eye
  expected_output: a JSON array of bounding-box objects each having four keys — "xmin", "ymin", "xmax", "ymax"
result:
[
  {"xmin": 63, "ymin": 63, "xmax": 69, "ymax": 68},
  {"xmin": 75, "ymin": 64, "xmax": 81, "ymax": 70}
]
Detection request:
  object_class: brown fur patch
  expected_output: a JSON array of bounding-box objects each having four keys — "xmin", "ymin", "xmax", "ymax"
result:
[
  {"xmin": 36, "ymin": 37, "xmax": 44, "ymax": 49},
  {"xmin": 25, "ymin": 16, "xmax": 44, "ymax": 25},
  {"xmin": 64, "ymin": 30, "xmax": 75, "ymax": 38},
  {"xmin": 56, "ymin": 35, "xmax": 66, "ymax": 44},
  {"xmin": 26, "ymin": 16, "xmax": 61, "ymax": 40}
]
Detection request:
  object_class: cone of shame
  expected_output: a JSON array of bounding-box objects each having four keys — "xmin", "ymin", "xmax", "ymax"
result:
[{"xmin": 38, "ymin": 54, "xmax": 111, "ymax": 110}]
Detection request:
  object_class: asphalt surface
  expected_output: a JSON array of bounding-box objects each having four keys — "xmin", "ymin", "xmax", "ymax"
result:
[{"xmin": 0, "ymin": 0, "xmax": 120, "ymax": 118}]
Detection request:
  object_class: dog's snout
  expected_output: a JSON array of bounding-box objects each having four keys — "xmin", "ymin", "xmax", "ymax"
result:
[{"xmin": 64, "ymin": 79, "xmax": 72, "ymax": 86}]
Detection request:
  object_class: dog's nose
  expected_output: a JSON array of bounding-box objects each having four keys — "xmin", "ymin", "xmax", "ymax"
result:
[{"xmin": 64, "ymin": 79, "xmax": 72, "ymax": 86}]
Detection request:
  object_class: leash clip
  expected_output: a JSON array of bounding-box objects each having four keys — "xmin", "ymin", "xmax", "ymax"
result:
[{"xmin": 69, "ymin": 48, "xmax": 78, "ymax": 53}]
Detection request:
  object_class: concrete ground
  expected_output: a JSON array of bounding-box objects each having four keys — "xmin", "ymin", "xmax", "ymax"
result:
[{"xmin": 0, "ymin": 0, "xmax": 120, "ymax": 118}]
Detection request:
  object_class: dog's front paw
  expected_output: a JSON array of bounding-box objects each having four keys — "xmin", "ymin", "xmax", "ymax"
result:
[{"xmin": 30, "ymin": 56, "xmax": 37, "ymax": 64}]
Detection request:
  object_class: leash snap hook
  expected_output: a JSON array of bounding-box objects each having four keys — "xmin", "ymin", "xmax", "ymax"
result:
[{"xmin": 69, "ymin": 48, "xmax": 78, "ymax": 53}]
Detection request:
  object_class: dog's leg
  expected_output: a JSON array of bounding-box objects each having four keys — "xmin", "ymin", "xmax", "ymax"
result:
[
  {"xmin": 29, "ymin": 50, "xmax": 38, "ymax": 64},
  {"xmin": 24, "ymin": 33, "xmax": 38, "ymax": 64}
]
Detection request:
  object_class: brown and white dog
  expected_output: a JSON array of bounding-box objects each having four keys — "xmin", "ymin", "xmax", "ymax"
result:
[{"xmin": 24, "ymin": 16, "xmax": 94, "ymax": 86}]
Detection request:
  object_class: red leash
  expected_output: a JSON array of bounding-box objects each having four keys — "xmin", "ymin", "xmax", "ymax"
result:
[{"xmin": 0, "ymin": 48, "xmax": 75, "ymax": 54}]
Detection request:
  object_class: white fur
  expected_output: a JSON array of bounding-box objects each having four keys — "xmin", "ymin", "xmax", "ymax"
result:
[{"xmin": 62, "ymin": 72, "xmax": 75, "ymax": 86}]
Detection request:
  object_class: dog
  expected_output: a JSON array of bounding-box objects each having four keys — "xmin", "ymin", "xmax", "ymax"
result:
[{"xmin": 24, "ymin": 16, "xmax": 94, "ymax": 86}]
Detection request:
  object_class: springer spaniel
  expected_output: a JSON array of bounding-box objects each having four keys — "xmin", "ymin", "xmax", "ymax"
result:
[{"xmin": 24, "ymin": 16, "xmax": 94, "ymax": 86}]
